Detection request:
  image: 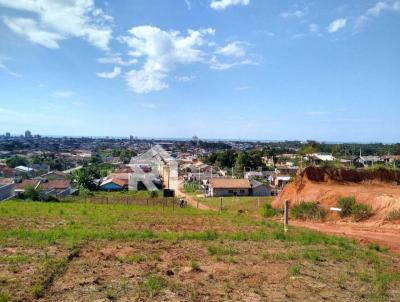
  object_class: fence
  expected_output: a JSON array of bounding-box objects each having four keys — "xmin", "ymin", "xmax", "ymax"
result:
[{"xmin": 59, "ymin": 195, "xmax": 184, "ymax": 210}]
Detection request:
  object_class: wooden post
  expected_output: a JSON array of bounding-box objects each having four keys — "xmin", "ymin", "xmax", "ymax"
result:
[
  {"xmin": 197, "ymin": 199, "xmax": 199, "ymax": 209},
  {"xmin": 165, "ymin": 198, "xmax": 168, "ymax": 207},
  {"xmin": 146, "ymin": 199, "xmax": 149, "ymax": 206},
  {"xmin": 284, "ymin": 200, "xmax": 289, "ymax": 232},
  {"xmin": 257, "ymin": 197, "xmax": 260, "ymax": 208},
  {"xmin": 220, "ymin": 197, "xmax": 223, "ymax": 212},
  {"xmin": 163, "ymin": 200, "xmax": 165, "ymax": 212},
  {"xmin": 172, "ymin": 198, "xmax": 175, "ymax": 211}
]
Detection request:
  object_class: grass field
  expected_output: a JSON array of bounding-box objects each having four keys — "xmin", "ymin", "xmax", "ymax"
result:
[
  {"xmin": 0, "ymin": 199, "xmax": 399, "ymax": 301},
  {"xmin": 191, "ymin": 194, "xmax": 275, "ymax": 215}
]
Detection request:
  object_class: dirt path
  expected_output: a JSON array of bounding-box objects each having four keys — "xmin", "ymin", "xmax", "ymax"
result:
[
  {"xmin": 291, "ymin": 220, "xmax": 400, "ymax": 253},
  {"xmin": 168, "ymin": 178, "xmax": 212, "ymax": 210}
]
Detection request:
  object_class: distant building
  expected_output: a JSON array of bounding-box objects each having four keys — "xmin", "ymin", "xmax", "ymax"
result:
[
  {"xmin": 15, "ymin": 166, "xmax": 34, "ymax": 176},
  {"xmin": 250, "ymin": 180, "xmax": 271, "ymax": 196},
  {"xmin": 5, "ymin": 132, "xmax": 10, "ymax": 138},
  {"xmin": 206, "ymin": 178, "xmax": 251, "ymax": 197},
  {"xmin": 25, "ymin": 130, "xmax": 32, "ymax": 138},
  {"xmin": 353, "ymin": 156, "xmax": 384, "ymax": 168},
  {"xmin": 0, "ymin": 183, "xmax": 15, "ymax": 201},
  {"xmin": 308, "ymin": 153, "xmax": 336, "ymax": 165}
]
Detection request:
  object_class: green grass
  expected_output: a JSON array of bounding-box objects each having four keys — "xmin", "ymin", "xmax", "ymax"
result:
[
  {"xmin": 194, "ymin": 195, "xmax": 274, "ymax": 214},
  {"xmin": 0, "ymin": 199, "xmax": 399, "ymax": 300},
  {"xmin": 208, "ymin": 245, "xmax": 238, "ymax": 256},
  {"xmin": 289, "ymin": 264, "xmax": 301, "ymax": 276},
  {"xmin": 290, "ymin": 201, "xmax": 327, "ymax": 221},
  {"xmin": 139, "ymin": 275, "xmax": 167, "ymax": 297}
]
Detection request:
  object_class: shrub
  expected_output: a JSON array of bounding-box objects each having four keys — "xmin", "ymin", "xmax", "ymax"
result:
[
  {"xmin": 387, "ymin": 209, "xmax": 400, "ymax": 221},
  {"xmin": 140, "ymin": 275, "xmax": 166, "ymax": 297},
  {"xmin": 352, "ymin": 203, "xmax": 372, "ymax": 221},
  {"xmin": 289, "ymin": 264, "xmax": 301, "ymax": 276},
  {"xmin": 337, "ymin": 196, "xmax": 356, "ymax": 218},
  {"xmin": 290, "ymin": 202, "xmax": 326, "ymax": 221},
  {"xmin": 148, "ymin": 191, "xmax": 158, "ymax": 198},
  {"xmin": 262, "ymin": 203, "xmax": 277, "ymax": 218},
  {"xmin": 183, "ymin": 183, "xmax": 201, "ymax": 193}
]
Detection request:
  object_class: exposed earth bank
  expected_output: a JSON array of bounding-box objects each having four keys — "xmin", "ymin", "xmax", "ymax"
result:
[{"xmin": 273, "ymin": 166, "xmax": 400, "ymax": 251}]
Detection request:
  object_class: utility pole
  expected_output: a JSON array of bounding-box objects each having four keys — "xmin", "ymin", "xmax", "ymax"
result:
[{"xmin": 283, "ymin": 200, "xmax": 289, "ymax": 232}]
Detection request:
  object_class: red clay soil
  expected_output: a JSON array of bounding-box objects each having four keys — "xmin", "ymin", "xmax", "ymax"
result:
[{"xmin": 273, "ymin": 167, "xmax": 400, "ymax": 252}]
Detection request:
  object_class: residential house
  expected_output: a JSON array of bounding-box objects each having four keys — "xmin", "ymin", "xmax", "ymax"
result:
[
  {"xmin": 250, "ymin": 180, "xmax": 271, "ymax": 196},
  {"xmin": 15, "ymin": 179, "xmax": 72, "ymax": 197},
  {"xmin": 41, "ymin": 171, "xmax": 68, "ymax": 180},
  {"xmin": 15, "ymin": 166, "xmax": 34, "ymax": 177},
  {"xmin": 0, "ymin": 183, "xmax": 15, "ymax": 200},
  {"xmin": 273, "ymin": 175, "xmax": 291, "ymax": 189},
  {"xmin": 100, "ymin": 173, "xmax": 129, "ymax": 191},
  {"xmin": 38, "ymin": 180, "xmax": 72, "ymax": 196},
  {"xmin": 206, "ymin": 178, "xmax": 251, "ymax": 197},
  {"xmin": 0, "ymin": 165, "xmax": 16, "ymax": 178},
  {"xmin": 353, "ymin": 156, "xmax": 384, "ymax": 168},
  {"xmin": 308, "ymin": 153, "xmax": 336, "ymax": 165}
]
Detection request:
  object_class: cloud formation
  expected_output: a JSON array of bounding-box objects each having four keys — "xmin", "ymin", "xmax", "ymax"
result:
[
  {"xmin": 328, "ymin": 18, "xmax": 347, "ymax": 33},
  {"xmin": 210, "ymin": 0, "xmax": 250, "ymax": 10},
  {"xmin": 215, "ymin": 41, "xmax": 247, "ymax": 57},
  {"xmin": 0, "ymin": 0, "xmax": 113, "ymax": 50},
  {"xmin": 96, "ymin": 67, "xmax": 122, "ymax": 79},
  {"xmin": 356, "ymin": 1, "xmax": 400, "ymax": 29},
  {"xmin": 121, "ymin": 26, "xmax": 215, "ymax": 93}
]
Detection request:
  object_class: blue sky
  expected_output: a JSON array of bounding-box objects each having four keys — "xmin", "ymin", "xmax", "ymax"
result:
[{"xmin": 0, "ymin": 0, "xmax": 399, "ymax": 142}]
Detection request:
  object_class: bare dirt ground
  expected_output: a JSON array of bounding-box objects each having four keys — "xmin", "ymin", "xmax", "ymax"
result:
[
  {"xmin": 272, "ymin": 167, "xmax": 400, "ymax": 253},
  {"xmin": 42, "ymin": 240, "xmax": 400, "ymax": 302},
  {"xmin": 173, "ymin": 180, "xmax": 211, "ymax": 211},
  {"xmin": 290, "ymin": 221, "xmax": 400, "ymax": 253}
]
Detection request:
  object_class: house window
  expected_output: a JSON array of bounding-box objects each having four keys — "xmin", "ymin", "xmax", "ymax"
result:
[
  {"xmin": 239, "ymin": 190, "xmax": 245, "ymax": 193},
  {"xmin": 228, "ymin": 190, "xmax": 233, "ymax": 193}
]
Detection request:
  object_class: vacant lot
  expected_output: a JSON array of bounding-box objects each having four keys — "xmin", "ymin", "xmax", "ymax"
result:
[
  {"xmin": 190, "ymin": 195, "xmax": 274, "ymax": 215},
  {"xmin": 0, "ymin": 200, "xmax": 399, "ymax": 301}
]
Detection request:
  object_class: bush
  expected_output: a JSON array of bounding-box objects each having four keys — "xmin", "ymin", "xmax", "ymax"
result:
[
  {"xmin": 352, "ymin": 203, "xmax": 372, "ymax": 221},
  {"xmin": 387, "ymin": 209, "xmax": 400, "ymax": 221},
  {"xmin": 148, "ymin": 191, "xmax": 158, "ymax": 198},
  {"xmin": 291, "ymin": 202, "xmax": 327, "ymax": 221},
  {"xmin": 337, "ymin": 196, "xmax": 356, "ymax": 218},
  {"xmin": 183, "ymin": 183, "xmax": 201, "ymax": 193},
  {"xmin": 262, "ymin": 203, "xmax": 277, "ymax": 218}
]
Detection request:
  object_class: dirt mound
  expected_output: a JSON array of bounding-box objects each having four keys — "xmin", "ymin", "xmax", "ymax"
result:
[{"xmin": 273, "ymin": 167, "xmax": 400, "ymax": 221}]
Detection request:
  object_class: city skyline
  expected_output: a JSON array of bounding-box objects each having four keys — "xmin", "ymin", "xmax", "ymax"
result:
[{"xmin": 1, "ymin": 0, "xmax": 400, "ymax": 142}]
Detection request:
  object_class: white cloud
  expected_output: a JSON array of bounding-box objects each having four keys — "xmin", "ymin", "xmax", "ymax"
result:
[
  {"xmin": 0, "ymin": 0, "xmax": 113, "ymax": 50},
  {"xmin": 215, "ymin": 41, "xmax": 247, "ymax": 57},
  {"xmin": 97, "ymin": 55, "xmax": 137, "ymax": 66},
  {"xmin": 280, "ymin": 10, "xmax": 306, "ymax": 18},
  {"xmin": 121, "ymin": 26, "xmax": 215, "ymax": 93},
  {"xmin": 210, "ymin": 0, "xmax": 250, "ymax": 10},
  {"xmin": 356, "ymin": 1, "xmax": 400, "ymax": 29},
  {"xmin": 328, "ymin": 18, "xmax": 347, "ymax": 33},
  {"xmin": 96, "ymin": 67, "xmax": 121, "ymax": 79},
  {"xmin": 210, "ymin": 56, "xmax": 256, "ymax": 70},
  {"xmin": 3, "ymin": 17, "xmax": 63, "ymax": 49}
]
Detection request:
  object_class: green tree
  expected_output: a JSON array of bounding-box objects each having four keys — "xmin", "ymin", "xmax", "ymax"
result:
[{"xmin": 6, "ymin": 156, "xmax": 28, "ymax": 168}]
